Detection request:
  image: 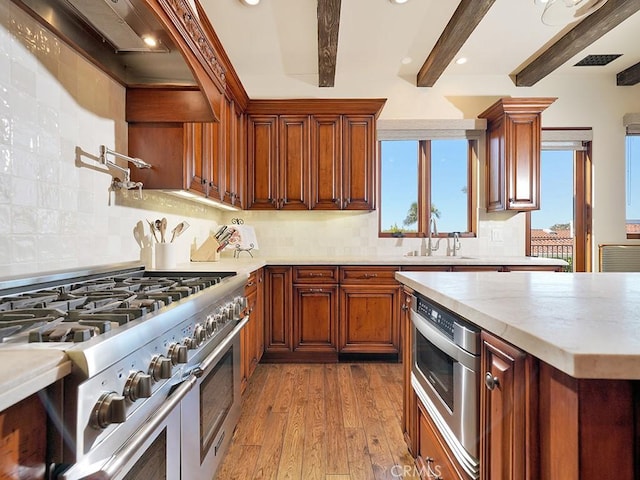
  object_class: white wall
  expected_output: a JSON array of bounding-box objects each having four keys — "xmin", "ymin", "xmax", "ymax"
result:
[{"xmin": 2, "ymin": 1, "xmax": 639, "ymax": 276}]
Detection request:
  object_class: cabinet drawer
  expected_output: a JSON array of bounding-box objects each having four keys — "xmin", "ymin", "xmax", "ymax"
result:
[
  {"xmin": 339, "ymin": 266, "xmax": 399, "ymax": 284},
  {"xmin": 293, "ymin": 266, "xmax": 339, "ymax": 284},
  {"xmin": 417, "ymin": 402, "xmax": 471, "ymax": 480}
]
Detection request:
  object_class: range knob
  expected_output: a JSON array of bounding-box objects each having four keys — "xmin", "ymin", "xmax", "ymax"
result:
[
  {"xmin": 149, "ymin": 355, "xmax": 172, "ymax": 381},
  {"xmin": 193, "ymin": 323, "xmax": 206, "ymax": 347},
  {"xmin": 168, "ymin": 342, "xmax": 188, "ymax": 364},
  {"xmin": 221, "ymin": 305, "xmax": 233, "ymax": 323},
  {"xmin": 235, "ymin": 296, "xmax": 248, "ymax": 312},
  {"xmin": 205, "ymin": 315, "xmax": 216, "ymax": 336},
  {"xmin": 91, "ymin": 392, "xmax": 126, "ymax": 429},
  {"xmin": 123, "ymin": 371, "xmax": 152, "ymax": 402}
]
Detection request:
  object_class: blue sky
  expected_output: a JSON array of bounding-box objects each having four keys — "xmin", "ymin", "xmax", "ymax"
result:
[{"xmin": 627, "ymin": 136, "xmax": 640, "ymax": 221}]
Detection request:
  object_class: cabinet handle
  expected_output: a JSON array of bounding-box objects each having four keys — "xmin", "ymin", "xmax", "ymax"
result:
[
  {"xmin": 484, "ymin": 372, "xmax": 500, "ymax": 391},
  {"xmin": 363, "ymin": 273, "xmax": 378, "ymax": 279},
  {"xmin": 309, "ymin": 288, "xmax": 324, "ymax": 293},
  {"xmin": 401, "ymin": 303, "xmax": 408, "ymax": 312},
  {"xmin": 246, "ymin": 281, "xmax": 255, "ymax": 287},
  {"xmin": 308, "ymin": 273, "xmax": 324, "ymax": 277},
  {"xmin": 425, "ymin": 457, "xmax": 443, "ymax": 480}
]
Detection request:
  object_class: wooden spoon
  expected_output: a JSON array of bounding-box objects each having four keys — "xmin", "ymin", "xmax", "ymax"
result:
[
  {"xmin": 170, "ymin": 221, "xmax": 190, "ymax": 243},
  {"xmin": 159, "ymin": 217, "xmax": 168, "ymax": 243}
]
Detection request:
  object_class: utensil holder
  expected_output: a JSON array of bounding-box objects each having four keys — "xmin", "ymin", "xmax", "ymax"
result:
[
  {"xmin": 155, "ymin": 243, "xmax": 177, "ymax": 269},
  {"xmin": 140, "ymin": 245, "xmax": 154, "ymax": 268}
]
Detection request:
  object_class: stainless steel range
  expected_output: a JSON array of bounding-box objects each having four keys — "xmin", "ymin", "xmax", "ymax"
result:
[{"xmin": 0, "ymin": 262, "xmax": 248, "ymax": 480}]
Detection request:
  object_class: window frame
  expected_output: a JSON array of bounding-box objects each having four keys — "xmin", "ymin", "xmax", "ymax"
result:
[{"xmin": 377, "ymin": 136, "xmax": 478, "ymax": 239}]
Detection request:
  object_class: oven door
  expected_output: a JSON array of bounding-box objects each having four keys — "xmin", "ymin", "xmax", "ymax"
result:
[
  {"xmin": 181, "ymin": 317, "xmax": 248, "ymax": 480},
  {"xmin": 57, "ymin": 374, "xmax": 197, "ymax": 480},
  {"xmin": 410, "ymin": 309, "xmax": 479, "ymax": 478}
]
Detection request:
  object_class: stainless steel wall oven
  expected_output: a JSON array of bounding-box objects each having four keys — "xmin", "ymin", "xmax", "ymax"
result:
[{"xmin": 410, "ymin": 292, "xmax": 480, "ymax": 479}]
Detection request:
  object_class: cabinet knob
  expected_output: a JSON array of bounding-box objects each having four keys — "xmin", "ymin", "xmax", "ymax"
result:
[
  {"xmin": 425, "ymin": 457, "xmax": 443, "ymax": 480},
  {"xmin": 484, "ymin": 372, "xmax": 500, "ymax": 391}
]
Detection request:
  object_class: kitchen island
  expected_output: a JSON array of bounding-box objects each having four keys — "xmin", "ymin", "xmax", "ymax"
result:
[{"xmin": 396, "ymin": 271, "xmax": 640, "ymax": 480}]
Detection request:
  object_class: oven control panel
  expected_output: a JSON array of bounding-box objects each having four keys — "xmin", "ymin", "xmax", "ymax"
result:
[{"xmin": 416, "ymin": 296, "xmax": 455, "ymax": 339}]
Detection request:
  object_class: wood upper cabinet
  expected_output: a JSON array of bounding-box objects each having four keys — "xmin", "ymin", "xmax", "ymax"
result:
[
  {"xmin": 222, "ymin": 97, "xmax": 244, "ymax": 208},
  {"xmin": 279, "ymin": 115, "xmax": 311, "ymax": 209},
  {"xmin": 478, "ymin": 97, "xmax": 556, "ymax": 212},
  {"xmin": 480, "ymin": 330, "xmax": 537, "ymax": 480},
  {"xmin": 310, "ymin": 115, "xmax": 342, "ymax": 209},
  {"xmin": 342, "ymin": 115, "xmax": 376, "ymax": 210},
  {"xmin": 247, "ymin": 115, "xmax": 279, "ymax": 209},
  {"xmin": 184, "ymin": 121, "xmax": 222, "ymax": 199},
  {"xmin": 339, "ymin": 267, "xmax": 400, "ymax": 354},
  {"xmin": 246, "ymin": 99, "xmax": 385, "ymax": 211}
]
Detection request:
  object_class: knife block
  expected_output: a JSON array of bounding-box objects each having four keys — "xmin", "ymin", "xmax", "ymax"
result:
[{"xmin": 190, "ymin": 235, "xmax": 221, "ymax": 262}]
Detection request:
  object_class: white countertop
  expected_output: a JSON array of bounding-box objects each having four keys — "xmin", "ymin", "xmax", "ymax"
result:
[
  {"xmin": 0, "ymin": 350, "xmax": 71, "ymax": 411},
  {"xmin": 396, "ymin": 271, "xmax": 640, "ymax": 380}
]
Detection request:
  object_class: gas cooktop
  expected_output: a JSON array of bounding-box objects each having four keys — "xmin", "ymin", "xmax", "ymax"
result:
[{"xmin": 0, "ymin": 265, "xmax": 237, "ymax": 347}]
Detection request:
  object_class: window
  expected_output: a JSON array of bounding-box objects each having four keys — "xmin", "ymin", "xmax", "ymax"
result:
[
  {"xmin": 379, "ymin": 138, "xmax": 475, "ymax": 237},
  {"xmin": 626, "ymin": 133, "xmax": 640, "ymax": 239}
]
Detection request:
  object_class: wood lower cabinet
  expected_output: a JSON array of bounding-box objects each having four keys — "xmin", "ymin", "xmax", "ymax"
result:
[
  {"xmin": 416, "ymin": 401, "xmax": 473, "ymax": 480},
  {"xmin": 401, "ymin": 287, "xmax": 417, "ymax": 456},
  {"xmin": 480, "ymin": 331, "xmax": 537, "ymax": 480},
  {"xmin": 339, "ymin": 266, "xmax": 400, "ymax": 355},
  {"xmin": 293, "ymin": 284, "xmax": 338, "ymax": 358},
  {"xmin": 241, "ymin": 268, "xmax": 264, "ymax": 394},
  {"xmin": 264, "ymin": 267, "xmax": 293, "ymax": 358}
]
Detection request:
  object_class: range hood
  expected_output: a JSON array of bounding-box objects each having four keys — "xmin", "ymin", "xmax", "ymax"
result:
[{"xmin": 13, "ymin": 0, "xmax": 197, "ymax": 86}]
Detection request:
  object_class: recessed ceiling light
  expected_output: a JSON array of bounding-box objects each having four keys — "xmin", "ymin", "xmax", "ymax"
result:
[
  {"xmin": 142, "ymin": 35, "xmax": 157, "ymax": 48},
  {"xmin": 239, "ymin": 0, "xmax": 260, "ymax": 5},
  {"xmin": 389, "ymin": 0, "xmax": 409, "ymax": 4},
  {"xmin": 455, "ymin": 57, "xmax": 468, "ymax": 65}
]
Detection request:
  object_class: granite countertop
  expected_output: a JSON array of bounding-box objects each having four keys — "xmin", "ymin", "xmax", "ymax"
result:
[
  {"xmin": 0, "ymin": 350, "xmax": 71, "ymax": 411},
  {"xmin": 396, "ymin": 271, "xmax": 640, "ymax": 380}
]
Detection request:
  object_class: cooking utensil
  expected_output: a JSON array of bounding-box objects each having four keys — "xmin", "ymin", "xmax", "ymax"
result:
[
  {"xmin": 171, "ymin": 221, "xmax": 190, "ymax": 243},
  {"xmin": 214, "ymin": 225, "xmax": 227, "ymax": 240},
  {"xmin": 133, "ymin": 221, "xmax": 145, "ymax": 248},
  {"xmin": 147, "ymin": 219, "xmax": 160, "ymax": 243},
  {"xmin": 160, "ymin": 218, "xmax": 168, "ymax": 243}
]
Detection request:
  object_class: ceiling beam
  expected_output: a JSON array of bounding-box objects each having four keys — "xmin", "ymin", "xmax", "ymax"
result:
[
  {"xmin": 617, "ymin": 60, "xmax": 640, "ymax": 86},
  {"xmin": 417, "ymin": 0, "xmax": 496, "ymax": 88},
  {"xmin": 515, "ymin": 0, "xmax": 640, "ymax": 87},
  {"xmin": 317, "ymin": 0, "xmax": 341, "ymax": 87}
]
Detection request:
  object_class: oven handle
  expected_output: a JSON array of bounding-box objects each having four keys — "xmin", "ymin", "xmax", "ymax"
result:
[
  {"xmin": 76, "ymin": 373, "xmax": 199, "ymax": 480},
  {"xmin": 410, "ymin": 309, "xmax": 478, "ymax": 371},
  {"xmin": 193, "ymin": 316, "xmax": 249, "ymax": 378}
]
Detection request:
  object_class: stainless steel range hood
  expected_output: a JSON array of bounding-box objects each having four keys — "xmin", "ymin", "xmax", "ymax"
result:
[{"xmin": 12, "ymin": 0, "xmax": 198, "ymax": 86}]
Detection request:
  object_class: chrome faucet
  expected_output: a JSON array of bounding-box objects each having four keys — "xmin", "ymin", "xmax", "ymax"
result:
[
  {"xmin": 450, "ymin": 232, "xmax": 461, "ymax": 257},
  {"xmin": 426, "ymin": 217, "xmax": 440, "ymax": 256}
]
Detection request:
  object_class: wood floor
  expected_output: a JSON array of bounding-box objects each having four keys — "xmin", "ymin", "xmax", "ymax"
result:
[{"xmin": 216, "ymin": 362, "xmax": 419, "ymax": 480}]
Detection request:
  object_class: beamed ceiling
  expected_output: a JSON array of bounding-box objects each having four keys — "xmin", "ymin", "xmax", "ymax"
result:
[{"xmin": 201, "ymin": 0, "xmax": 640, "ymax": 96}]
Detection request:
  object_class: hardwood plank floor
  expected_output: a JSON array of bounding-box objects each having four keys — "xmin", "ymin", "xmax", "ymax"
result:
[{"xmin": 216, "ymin": 363, "xmax": 418, "ymax": 480}]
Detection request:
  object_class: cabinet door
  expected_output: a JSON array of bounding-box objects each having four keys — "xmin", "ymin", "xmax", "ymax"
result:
[
  {"xmin": 254, "ymin": 268, "xmax": 265, "ymax": 363},
  {"xmin": 339, "ymin": 285, "xmax": 400, "ymax": 354},
  {"xmin": 401, "ymin": 287, "xmax": 417, "ymax": 456},
  {"xmin": 184, "ymin": 122, "xmax": 208, "ymax": 196},
  {"xmin": 293, "ymin": 285, "xmax": 338, "ymax": 353},
  {"xmin": 247, "ymin": 115, "xmax": 279, "ymax": 209},
  {"xmin": 279, "ymin": 115, "xmax": 310, "ymax": 210},
  {"xmin": 310, "ymin": 114, "xmax": 342, "ymax": 209},
  {"xmin": 204, "ymin": 121, "xmax": 222, "ymax": 200},
  {"xmin": 417, "ymin": 401, "xmax": 470, "ymax": 480},
  {"xmin": 233, "ymin": 105, "xmax": 246, "ymax": 209},
  {"xmin": 222, "ymin": 97, "xmax": 236, "ymax": 206},
  {"xmin": 129, "ymin": 122, "xmax": 186, "ymax": 190},
  {"xmin": 264, "ymin": 267, "xmax": 293, "ymax": 354},
  {"xmin": 505, "ymin": 112, "xmax": 541, "ymax": 210},
  {"xmin": 342, "ymin": 115, "xmax": 376, "ymax": 210},
  {"xmin": 480, "ymin": 331, "xmax": 537, "ymax": 480}
]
